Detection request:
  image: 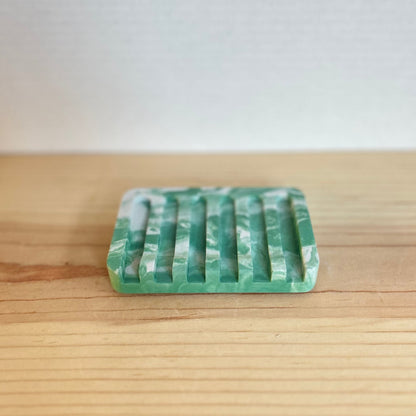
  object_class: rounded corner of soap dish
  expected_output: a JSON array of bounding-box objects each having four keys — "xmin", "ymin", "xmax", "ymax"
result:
[
  {"xmin": 287, "ymin": 187, "xmax": 306, "ymax": 199},
  {"xmin": 120, "ymin": 188, "xmax": 139, "ymax": 202},
  {"xmin": 304, "ymin": 276, "xmax": 319, "ymax": 293}
]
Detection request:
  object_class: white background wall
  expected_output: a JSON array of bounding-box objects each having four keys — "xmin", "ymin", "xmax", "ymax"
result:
[{"xmin": 0, "ymin": 0, "xmax": 415, "ymax": 153}]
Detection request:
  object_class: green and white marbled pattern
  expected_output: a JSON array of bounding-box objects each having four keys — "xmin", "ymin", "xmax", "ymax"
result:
[{"xmin": 107, "ymin": 187, "xmax": 319, "ymax": 293}]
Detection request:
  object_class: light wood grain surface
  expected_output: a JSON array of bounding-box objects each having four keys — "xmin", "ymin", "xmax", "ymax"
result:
[{"xmin": 0, "ymin": 153, "xmax": 415, "ymax": 416}]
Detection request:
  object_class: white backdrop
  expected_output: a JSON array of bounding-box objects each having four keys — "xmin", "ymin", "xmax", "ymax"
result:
[{"xmin": 0, "ymin": 0, "xmax": 415, "ymax": 153}]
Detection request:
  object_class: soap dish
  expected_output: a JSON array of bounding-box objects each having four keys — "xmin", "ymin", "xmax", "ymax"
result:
[{"xmin": 107, "ymin": 187, "xmax": 319, "ymax": 293}]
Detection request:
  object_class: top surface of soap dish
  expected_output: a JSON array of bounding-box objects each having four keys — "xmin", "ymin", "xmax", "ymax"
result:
[{"xmin": 107, "ymin": 187, "xmax": 319, "ymax": 293}]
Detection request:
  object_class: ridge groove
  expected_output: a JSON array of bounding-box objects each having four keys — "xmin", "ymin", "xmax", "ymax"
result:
[
  {"xmin": 248, "ymin": 196, "xmax": 271, "ymax": 282},
  {"xmin": 187, "ymin": 196, "xmax": 207, "ymax": 283},
  {"xmin": 154, "ymin": 197, "xmax": 178, "ymax": 283},
  {"xmin": 219, "ymin": 196, "xmax": 238, "ymax": 282}
]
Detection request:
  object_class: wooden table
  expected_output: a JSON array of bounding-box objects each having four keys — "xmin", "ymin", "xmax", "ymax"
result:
[{"xmin": 1, "ymin": 153, "xmax": 415, "ymax": 416}]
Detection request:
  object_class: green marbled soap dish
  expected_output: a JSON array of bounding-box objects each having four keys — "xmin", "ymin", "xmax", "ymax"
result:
[{"xmin": 107, "ymin": 187, "xmax": 319, "ymax": 293}]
